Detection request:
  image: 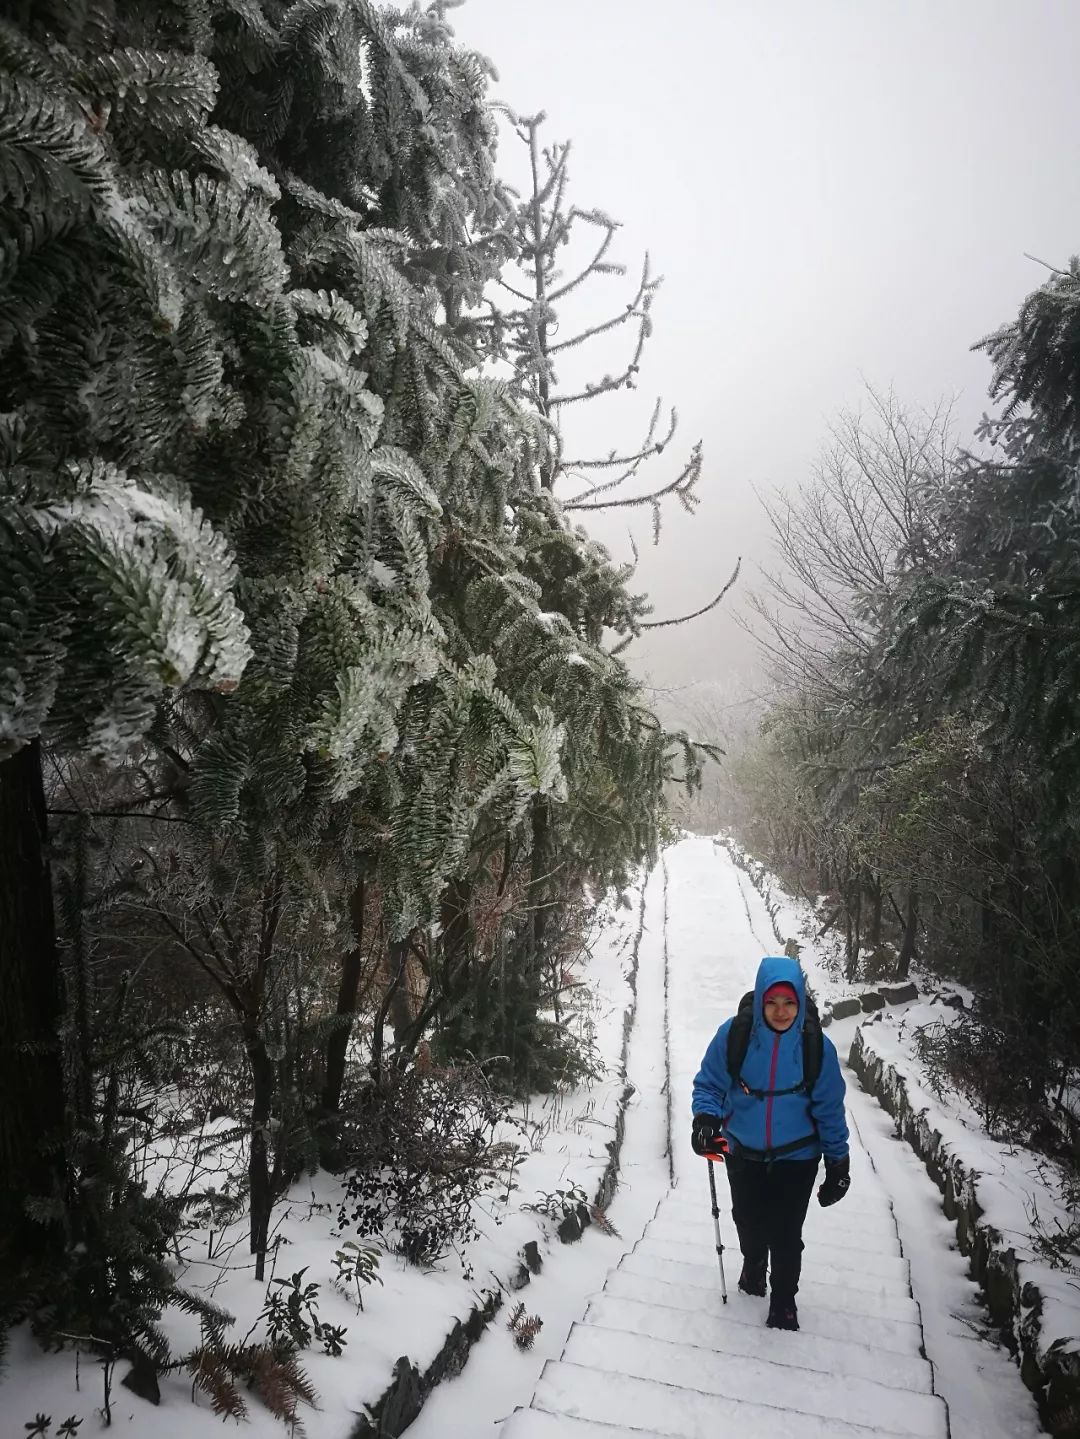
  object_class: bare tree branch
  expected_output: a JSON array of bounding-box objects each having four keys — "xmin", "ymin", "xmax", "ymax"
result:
[
  {"xmin": 565, "ymin": 441, "xmax": 702, "ymax": 512},
  {"xmin": 640, "ymin": 558, "xmax": 741, "ymax": 631}
]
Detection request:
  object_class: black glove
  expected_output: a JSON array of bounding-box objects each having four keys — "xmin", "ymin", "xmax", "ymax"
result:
[
  {"xmin": 691, "ymin": 1113, "xmax": 725, "ymax": 1157},
  {"xmin": 817, "ymin": 1155, "xmax": 851, "ymax": 1207}
]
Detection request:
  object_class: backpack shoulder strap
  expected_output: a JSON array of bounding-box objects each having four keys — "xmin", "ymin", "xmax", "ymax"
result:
[
  {"xmin": 725, "ymin": 991, "xmax": 755, "ymax": 1087},
  {"xmin": 727, "ymin": 987, "xmax": 825, "ymax": 1098},
  {"xmin": 802, "ymin": 993, "xmax": 824, "ymax": 1092}
]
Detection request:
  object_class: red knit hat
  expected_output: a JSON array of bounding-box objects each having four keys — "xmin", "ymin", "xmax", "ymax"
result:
[{"xmin": 763, "ymin": 981, "xmax": 798, "ymax": 1007}]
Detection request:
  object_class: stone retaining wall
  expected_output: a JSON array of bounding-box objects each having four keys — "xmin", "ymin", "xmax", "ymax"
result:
[
  {"xmin": 851, "ymin": 1027, "xmax": 1080, "ymax": 1438},
  {"xmin": 350, "ymin": 1292, "xmax": 503, "ymax": 1439},
  {"xmin": 820, "ymin": 982, "xmax": 918, "ymax": 1026},
  {"xmin": 593, "ymin": 879, "xmax": 646, "ymax": 1213}
]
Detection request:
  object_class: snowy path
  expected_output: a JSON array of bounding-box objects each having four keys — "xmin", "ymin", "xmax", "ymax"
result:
[{"xmin": 496, "ymin": 838, "xmax": 1043, "ymax": 1439}]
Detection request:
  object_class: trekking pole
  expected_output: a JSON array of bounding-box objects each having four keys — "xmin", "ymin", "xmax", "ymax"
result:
[{"xmin": 705, "ymin": 1149, "xmax": 728, "ymax": 1304}]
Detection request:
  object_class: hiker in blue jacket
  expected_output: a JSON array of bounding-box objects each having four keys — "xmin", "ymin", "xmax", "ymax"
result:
[{"xmin": 691, "ymin": 955, "xmax": 850, "ymax": 1332}]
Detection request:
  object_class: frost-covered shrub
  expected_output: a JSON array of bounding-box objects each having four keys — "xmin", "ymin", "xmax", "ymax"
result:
[
  {"xmin": 521, "ymin": 1018, "xmax": 605, "ymax": 1094},
  {"xmin": 336, "ymin": 1066, "xmax": 517, "ymax": 1272},
  {"xmin": 860, "ymin": 945, "xmax": 898, "ymax": 984},
  {"xmin": 914, "ymin": 1015, "xmax": 1063, "ymax": 1149}
]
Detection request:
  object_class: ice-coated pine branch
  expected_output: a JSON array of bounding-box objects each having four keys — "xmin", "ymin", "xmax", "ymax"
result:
[{"xmin": 640, "ymin": 557, "xmax": 742, "ymax": 631}]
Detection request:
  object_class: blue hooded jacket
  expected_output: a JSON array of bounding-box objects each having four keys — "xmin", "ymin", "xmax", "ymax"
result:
[{"xmin": 692, "ymin": 956, "xmax": 849, "ymax": 1162}]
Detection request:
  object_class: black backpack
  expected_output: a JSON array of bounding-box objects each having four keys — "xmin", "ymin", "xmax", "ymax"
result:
[{"xmin": 726, "ymin": 989, "xmax": 824, "ymax": 1099}]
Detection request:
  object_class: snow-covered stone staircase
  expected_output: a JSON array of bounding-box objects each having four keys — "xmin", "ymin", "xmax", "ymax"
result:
[{"xmin": 501, "ymin": 1140, "xmax": 950, "ymax": 1438}]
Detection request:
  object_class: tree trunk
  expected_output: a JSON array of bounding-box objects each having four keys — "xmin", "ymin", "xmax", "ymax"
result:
[
  {"xmin": 393, "ymin": 916, "xmax": 478, "ymax": 1071},
  {"xmin": 69, "ymin": 817, "xmax": 95, "ymax": 1131},
  {"xmin": 246, "ymin": 1023, "xmax": 275, "ymax": 1280},
  {"xmin": 852, "ymin": 887, "xmax": 862, "ymax": 973},
  {"xmin": 369, "ymin": 938, "xmax": 410, "ymax": 1088},
  {"xmin": 0, "ymin": 741, "xmax": 67, "ymax": 1267},
  {"xmin": 247, "ymin": 867, "xmax": 284, "ymax": 1279},
  {"xmin": 844, "ymin": 883, "xmax": 862, "ymax": 983},
  {"xmin": 322, "ymin": 876, "xmax": 367, "ymax": 1112},
  {"xmin": 526, "ymin": 119, "xmax": 554, "ymax": 487},
  {"xmin": 506, "ymin": 798, "xmax": 553, "ymax": 1085},
  {"xmin": 529, "ymin": 797, "xmax": 552, "ymax": 967},
  {"xmin": 867, "ymin": 873, "xmax": 884, "ymax": 947},
  {"xmin": 981, "ymin": 886, "xmax": 993, "ymax": 945},
  {"xmin": 439, "ymin": 873, "xmax": 473, "ymax": 995},
  {"xmin": 387, "ymin": 963, "xmax": 415, "ymax": 1044},
  {"xmin": 896, "ymin": 889, "xmax": 918, "ymax": 979},
  {"xmin": 422, "ymin": 874, "xmax": 476, "ymax": 1060}
]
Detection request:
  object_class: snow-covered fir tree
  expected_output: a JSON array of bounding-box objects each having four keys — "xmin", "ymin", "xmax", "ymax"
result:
[{"xmin": 0, "ymin": 0, "xmax": 710, "ymax": 1379}]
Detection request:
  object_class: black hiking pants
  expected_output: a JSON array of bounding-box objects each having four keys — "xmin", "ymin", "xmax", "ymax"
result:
[{"xmin": 725, "ymin": 1153, "xmax": 819, "ymax": 1301}]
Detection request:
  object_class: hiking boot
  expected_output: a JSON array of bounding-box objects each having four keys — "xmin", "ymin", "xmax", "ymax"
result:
[
  {"xmin": 766, "ymin": 1296, "xmax": 799, "ymax": 1331},
  {"xmin": 737, "ymin": 1260, "xmax": 767, "ymax": 1297}
]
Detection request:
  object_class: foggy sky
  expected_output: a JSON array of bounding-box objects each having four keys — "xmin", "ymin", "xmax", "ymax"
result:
[{"xmin": 454, "ymin": 0, "xmax": 1080, "ymax": 703}]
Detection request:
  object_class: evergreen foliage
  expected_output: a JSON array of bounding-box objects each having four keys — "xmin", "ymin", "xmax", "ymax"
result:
[{"xmin": 0, "ymin": 0, "xmax": 711, "ymax": 1403}]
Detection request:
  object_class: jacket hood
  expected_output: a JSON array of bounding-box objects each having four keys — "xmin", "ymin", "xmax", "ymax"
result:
[{"xmin": 753, "ymin": 955, "xmax": 806, "ymax": 1029}]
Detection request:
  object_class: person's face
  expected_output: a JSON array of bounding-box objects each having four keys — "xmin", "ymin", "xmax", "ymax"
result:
[{"xmin": 764, "ymin": 994, "xmax": 798, "ymax": 1032}]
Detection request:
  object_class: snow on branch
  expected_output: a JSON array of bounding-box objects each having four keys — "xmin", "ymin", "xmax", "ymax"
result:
[{"xmin": 640, "ymin": 557, "xmax": 742, "ymax": 631}]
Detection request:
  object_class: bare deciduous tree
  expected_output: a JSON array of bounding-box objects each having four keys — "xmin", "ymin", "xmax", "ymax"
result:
[{"xmin": 744, "ymin": 386, "xmax": 956, "ymax": 699}]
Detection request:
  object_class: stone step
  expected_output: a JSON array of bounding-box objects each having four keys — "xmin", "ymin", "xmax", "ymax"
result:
[
  {"xmin": 662, "ymin": 1176, "xmax": 892, "ymax": 1216},
  {"xmin": 617, "ymin": 1250, "xmax": 921, "ymax": 1325},
  {"xmin": 673, "ymin": 1156, "xmax": 891, "ymax": 1191},
  {"xmin": 658, "ymin": 1195, "xmax": 900, "ymax": 1251},
  {"xmin": 602, "ymin": 1268, "xmax": 925, "ymax": 1357},
  {"xmin": 660, "ymin": 1175, "xmax": 886, "ymax": 1204},
  {"xmin": 644, "ymin": 1217, "xmax": 907, "ymax": 1274},
  {"xmin": 499, "ymin": 1409, "xmax": 664, "ymax": 1439},
  {"xmin": 649, "ymin": 1211, "xmax": 900, "ymax": 1258},
  {"xmin": 530, "ymin": 1361, "xmax": 944, "ymax": 1439},
  {"xmin": 562, "ymin": 1324, "xmax": 947, "ymax": 1437},
  {"xmin": 584, "ymin": 1292, "xmax": 933, "ymax": 1394},
  {"xmin": 664, "ymin": 1172, "xmax": 887, "ymax": 1219},
  {"xmin": 632, "ymin": 1235, "xmax": 912, "ymax": 1297}
]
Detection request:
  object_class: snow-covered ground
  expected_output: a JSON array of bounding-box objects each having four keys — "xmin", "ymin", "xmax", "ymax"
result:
[
  {"xmin": 8, "ymin": 839, "xmax": 1061, "ymax": 1437},
  {"xmin": 483, "ymin": 837, "xmax": 1046, "ymax": 1437},
  {"xmin": 4, "ymin": 889, "xmax": 645, "ymax": 1438},
  {"xmin": 734, "ymin": 835, "xmax": 1080, "ymax": 1404},
  {"xmin": 858, "ymin": 1003, "xmax": 1080, "ymax": 1375},
  {"xmin": 411, "ymin": 864, "xmax": 672, "ymax": 1438}
]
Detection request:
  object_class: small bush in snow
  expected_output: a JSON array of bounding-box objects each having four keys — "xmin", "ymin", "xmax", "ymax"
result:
[
  {"xmin": 506, "ymin": 1301, "xmax": 543, "ymax": 1350},
  {"xmin": 913, "ymin": 1015, "xmax": 1064, "ymax": 1150},
  {"xmin": 331, "ymin": 1241, "xmax": 384, "ymax": 1310},
  {"xmin": 526, "ymin": 1018, "xmax": 606, "ymax": 1093},
  {"xmin": 336, "ymin": 1065, "xmax": 516, "ymax": 1273},
  {"xmin": 180, "ymin": 1339, "xmax": 317, "ymax": 1427},
  {"xmin": 589, "ymin": 1204, "xmax": 622, "ymax": 1238},
  {"xmin": 523, "ymin": 1182, "xmax": 589, "ymax": 1224},
  {"xmin": 1029, "ymin": 1169, "xmax": 1080, "ymax": 1273},
  {"xmin": 256, "ymin": 1269, "xmax": 347, "ymax": 1357}
]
